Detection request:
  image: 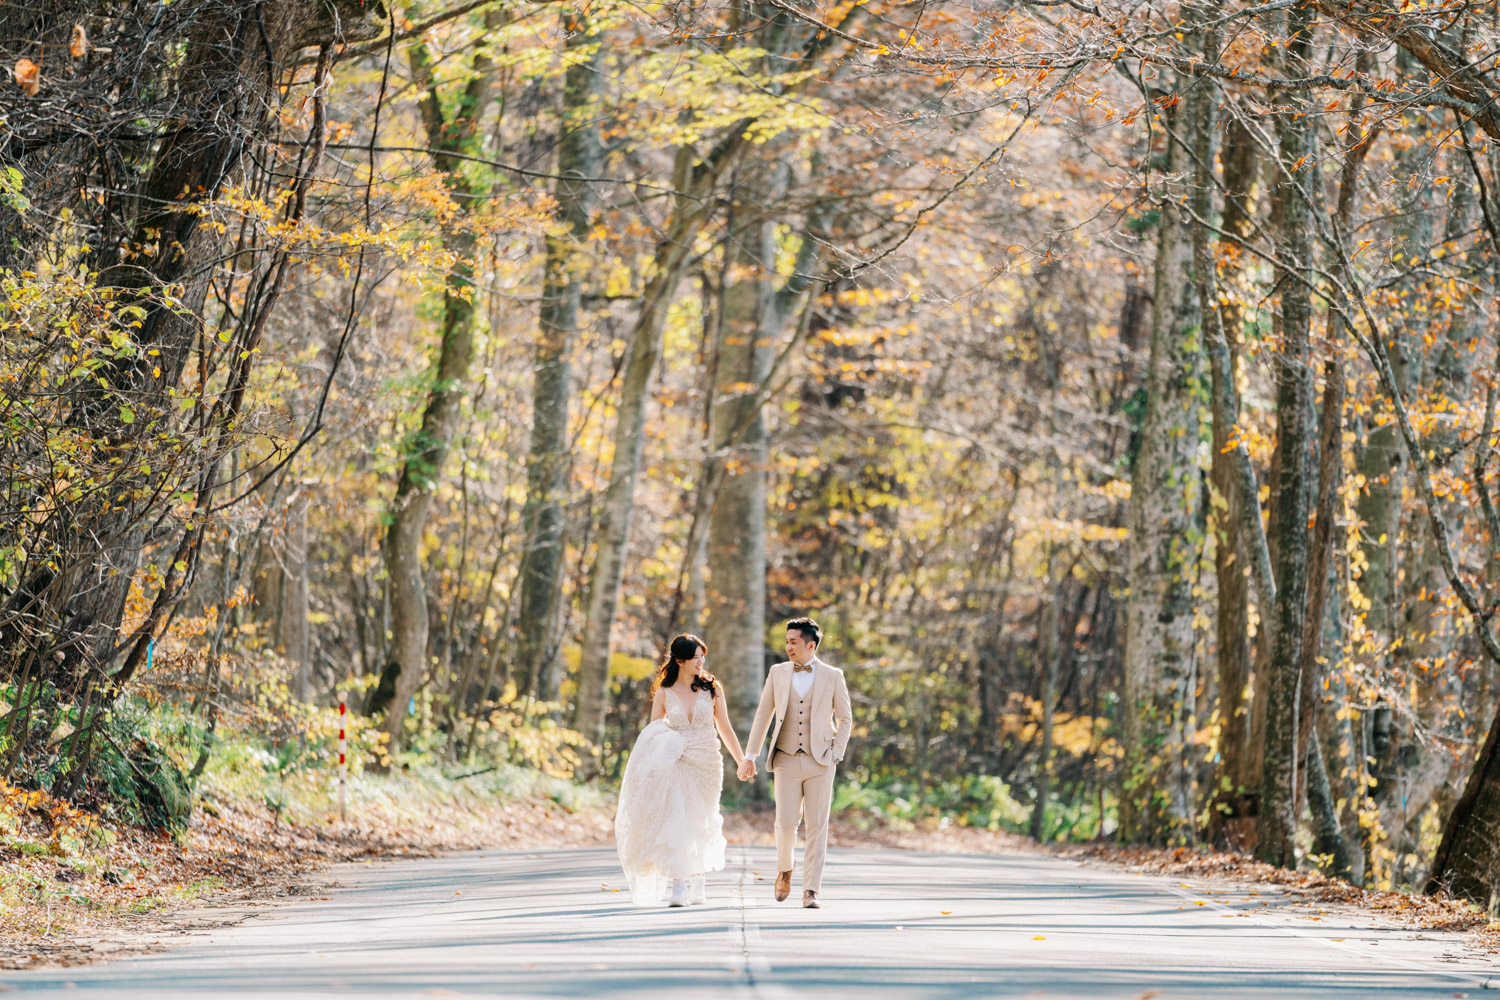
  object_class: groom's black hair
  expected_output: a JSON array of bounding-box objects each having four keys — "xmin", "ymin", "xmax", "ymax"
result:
[{"xmin": 787, "ymin": 617, "xmax": 822, "ymax": 649}]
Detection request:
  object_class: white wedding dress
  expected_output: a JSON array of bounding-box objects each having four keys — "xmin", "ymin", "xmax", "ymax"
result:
[{"xmin": 614, "ymin": 686, "xmax": 727, "ymax": 905}]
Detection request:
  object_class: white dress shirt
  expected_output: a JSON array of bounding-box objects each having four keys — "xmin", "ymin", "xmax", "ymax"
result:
[{"xmin": 791, "ymin": 658, "xmax": 818, "ymax": 698}]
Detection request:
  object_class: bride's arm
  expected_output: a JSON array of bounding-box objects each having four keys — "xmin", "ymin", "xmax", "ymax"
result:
[
  {"xmin": 712, "ymin": 691, "xmax": 748, "ymax": 767},
  {"xmin": 649, "ymin": 686, "xmax": 667, "ymax": 724}
]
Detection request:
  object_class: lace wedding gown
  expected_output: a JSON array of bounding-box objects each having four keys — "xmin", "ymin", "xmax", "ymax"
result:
[{"xmin": 614, "ymin": 687, "xmax": 727, "ymax": 905}]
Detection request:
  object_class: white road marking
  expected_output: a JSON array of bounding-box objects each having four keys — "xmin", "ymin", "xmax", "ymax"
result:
[{"xmin": 730, "ymin": 850, "xmax": 774, "ymax": 989}]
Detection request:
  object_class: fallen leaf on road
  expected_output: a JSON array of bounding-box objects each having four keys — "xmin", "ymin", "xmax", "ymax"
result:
[
  {"xmin": 940, "ymin": 911, "xmax": 951, "ymax": 915},
  {"xmin": 1032, "ymin": 935, "xmax": 1046, "ymax": 940}
]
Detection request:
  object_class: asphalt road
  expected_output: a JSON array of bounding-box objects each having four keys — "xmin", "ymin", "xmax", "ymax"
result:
[{"xmin": 5, "ymin": 845, "xmax": 1498, "ymax": 998}]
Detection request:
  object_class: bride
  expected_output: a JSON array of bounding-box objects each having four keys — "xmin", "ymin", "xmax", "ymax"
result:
[{"xmin": 615, "ymin": 633, "xmax": 753, "ymax": 906}]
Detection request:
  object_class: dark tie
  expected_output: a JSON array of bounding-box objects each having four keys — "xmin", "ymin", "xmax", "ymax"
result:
[{"xmin": 793, "ymin": 663, "xmax": 812, "ymax": 673}]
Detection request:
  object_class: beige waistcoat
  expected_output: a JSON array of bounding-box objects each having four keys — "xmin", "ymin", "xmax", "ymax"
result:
[{"xmin": 774, "ymin": 685, "xmax": 813, "ymax": 758}]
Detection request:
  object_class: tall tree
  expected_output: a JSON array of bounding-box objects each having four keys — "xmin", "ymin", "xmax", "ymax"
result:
[
  {"xmin": 702, "ymin": 164, "xmax": 825, "ymax": 733},
  {"xmin": 1, "ymin": 0, "xmax": 381, "ymax": 692},
  {"xmin": 573, "ymin": 135, "xmax": 749, "ymax": 722},
  {"xmin": 1207, "ymin": 116, "xmax": 1261, "ymax": 832},
  {"xmin": 1255, "ymin": 4, "xmax": 1318, "ymax": 868},
  {"xmin": 1119, "ymin": 71, "xmax": 1205, "ymax": 846},
  {"xmin": 515, "ymin": 12, "xmax": 604, "ymax": 703},
  {"xmin": 370, "ymin": 16, "xmax": 503, "ymax": 745}
]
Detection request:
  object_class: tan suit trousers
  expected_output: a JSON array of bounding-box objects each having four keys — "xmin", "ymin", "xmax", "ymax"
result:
[{"xmin": 772, "ymin": 750, "xmax": 836, "ymax": 893}]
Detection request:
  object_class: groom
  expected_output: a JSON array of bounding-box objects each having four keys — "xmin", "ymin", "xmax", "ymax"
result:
[{"xmin": 740, "ymin": 617, "xmax": 853, "ymax": 909}]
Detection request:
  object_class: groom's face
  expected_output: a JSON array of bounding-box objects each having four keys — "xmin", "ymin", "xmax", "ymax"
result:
[{"xmin": 785, "ymin": 630, "xmax": 815, "ymax": 664}]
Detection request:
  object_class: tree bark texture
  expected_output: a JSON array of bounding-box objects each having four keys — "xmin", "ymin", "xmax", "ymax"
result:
[
  {"xmin": 372, "ymin": 24, "xmax": 500, "ymax": 745},
  {"xmin": 1256, "ymin": 7, "xmax": 1318, "ymax": 867},
  {"xmin": 518, "ymin": 14, "xmax": 605, "ymax": 704},
  {"xmin": 1426, "ymin": 686, "xmax": 1500, "ymax": 908},
  {"xmin": 1120, "ymin": 83, "xmax": 1205, "ymax": 847},
  {"xmin": 1292, "ymin": 361, "xmax": 1343, "ymax": 859},
  {"xmin": 702, "ymin": 168, "xmax": 801, "ymax": 731},
  {"xmin": 1209, "ymin": 116, "xmax": 1262, "ymax": 826}
]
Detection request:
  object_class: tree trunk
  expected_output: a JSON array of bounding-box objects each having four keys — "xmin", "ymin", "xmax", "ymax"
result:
[
  {"xmin": 1120, "ymin": 76, "xmax": 1205, "ymax": 846},
  {"xmin": 573, "ymin": 263, "xmax": 685, "ymax": 720},
  {"xmin": 1031, "ymin": 554, "xmax": 1063, "ymax": 842},
  {"xmin": 1256, "ymin": 6, "xmax": 1318, "ymax": 868},
  {"xmin": 1206, "ymin": 114, "xmax": 1266, "ymax": 848},
  {"xmin": 572, "ymin": 132, "xmax": 750, "ymax": 728},
  {"xmin": 1381, "ymin": 155, "xmax": 1479, "ymax": 868},
  {"xmin": 573, "ymin": 220, "xmax": 705, "ymax": 719},
  {"xmin": 285, "ymin": 495, "xmax": 311, "ymax": 703},
  {"xmin": 517, "ymin": 14, "xmax": 605, "ymax": 704},
  {"xmin": 1427, "ymin": 697, "xmax": 1500, "ymax": 907},
  {"xmin": 371, "ymin": 26, "xmax": 501, "ymax": 747},
  {"xmin": 1308, "ymin": 735, "xmax": 1356, "ymax": 879},
  {"xmin": 33, "ymin": 2, "xmax": 379, "ymax": 688},
  {"xmin": 1293, "ymin": 359, "xmax": 1343, "ymax": 855},
  {"xmin": 702, "ymin": 167, "xmax": 803, "ymax": 735}
]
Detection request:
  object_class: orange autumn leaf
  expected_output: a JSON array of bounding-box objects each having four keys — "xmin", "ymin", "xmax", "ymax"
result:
[
  {"xmin": 70, "ymin": 25, "xmax": 89, "ymax": 59},
  {"xmin": 14, "ymin": 57, "xmax": 39, "ymax": 96}
]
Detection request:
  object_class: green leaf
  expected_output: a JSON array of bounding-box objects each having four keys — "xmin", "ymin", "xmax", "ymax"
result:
[{"xmin": 119, "ymin": 405, "xmax": 134, "ymax": 424}]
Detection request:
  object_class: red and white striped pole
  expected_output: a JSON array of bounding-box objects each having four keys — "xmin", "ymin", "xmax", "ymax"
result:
[{"xmin": 337, "ymin": 691, "xmax": 347, "ymax": 822}]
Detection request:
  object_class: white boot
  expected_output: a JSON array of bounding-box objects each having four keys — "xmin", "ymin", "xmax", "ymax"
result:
[
  {"xmin": 688, "ymin": 875, "xmax": 707, "ymax": 905},
  {"xmin": 668, "ymin": 879, "xmax": 689, "ymax": 907}
]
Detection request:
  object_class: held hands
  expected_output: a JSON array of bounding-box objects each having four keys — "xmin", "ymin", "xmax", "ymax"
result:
[{"xmin": 737, "ymin": 758, "xmax": 757, "ymax": 781}]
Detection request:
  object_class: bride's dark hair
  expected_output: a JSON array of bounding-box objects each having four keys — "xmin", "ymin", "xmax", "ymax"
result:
[{"xmin": 652, "ymin": 633, "xmax": 716, "ymax": 698}]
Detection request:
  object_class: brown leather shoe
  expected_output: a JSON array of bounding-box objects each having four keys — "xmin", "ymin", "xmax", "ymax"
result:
[
  {"xmin": 803, "ymin": 890, "xmax": 820, "ymax": 909},
  {"xmin": 774, "ymin": 870, "xmax": 792, "ymax": 902}
]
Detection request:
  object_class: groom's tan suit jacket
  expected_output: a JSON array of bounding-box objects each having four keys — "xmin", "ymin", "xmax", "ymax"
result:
[{"xmin": 746, "ymin": 658, "xmax": 853, "ymax": 768}]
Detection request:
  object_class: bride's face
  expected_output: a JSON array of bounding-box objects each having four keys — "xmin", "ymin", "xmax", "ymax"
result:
[{"xmin": 682, "ymin": 647, "xmax": 706, "ymax": 675}]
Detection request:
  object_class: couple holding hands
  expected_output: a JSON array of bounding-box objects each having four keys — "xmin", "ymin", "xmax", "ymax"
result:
[{"xmin": 613, "ymin": 617, "xmax": 853, "ymax": 909}]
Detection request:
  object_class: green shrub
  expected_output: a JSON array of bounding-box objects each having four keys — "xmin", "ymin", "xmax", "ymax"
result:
[
  {"xmin": 0, "ymin": 683, "xmax": 199, "ymax": 834},
  {"xmin": 833, "ymin": 772, "xmax": 1029, "ymax": 831}
]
